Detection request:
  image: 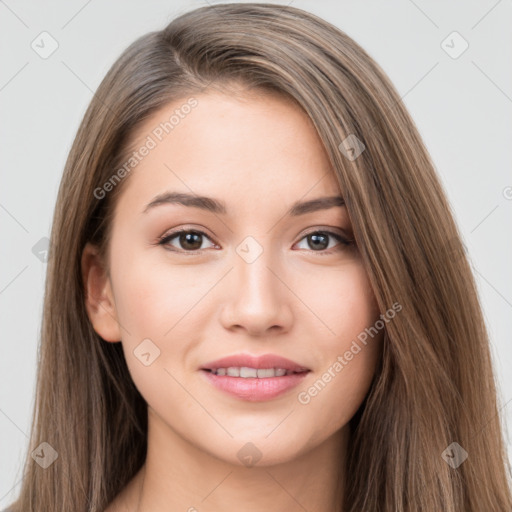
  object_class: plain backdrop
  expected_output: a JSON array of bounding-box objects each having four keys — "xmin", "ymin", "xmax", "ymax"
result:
[{"xmin": 1, "ymin": 0, "xmax": 511, "ymax": 504}]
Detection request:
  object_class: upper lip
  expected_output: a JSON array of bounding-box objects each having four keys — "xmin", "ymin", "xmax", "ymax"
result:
[{"xmin": 200, "ymin": 353, "xmax": 310, "ymax": 372}]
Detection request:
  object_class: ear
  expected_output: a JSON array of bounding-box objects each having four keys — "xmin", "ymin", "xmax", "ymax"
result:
[{"xmin": 81, "ymin": 242, "xmax": 122, "ymax": 342}]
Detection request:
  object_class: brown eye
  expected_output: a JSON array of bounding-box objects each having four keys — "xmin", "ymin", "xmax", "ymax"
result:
[
  {"xmin": 295, "ymin": 231, "xmax": 353, "ymax": 253},
  {"xmin": 158, "ymin": 229, "xmax": 216, "ymax": 252}
]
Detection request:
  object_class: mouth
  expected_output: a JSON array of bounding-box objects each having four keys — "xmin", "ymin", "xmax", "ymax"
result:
[
  {"xmin": 202, "ymin": 367, "xmax": 308, "ymax": 377},
  {"xmin": 199, "ymin": 354, "xmax": 311, "ymax": 401}
]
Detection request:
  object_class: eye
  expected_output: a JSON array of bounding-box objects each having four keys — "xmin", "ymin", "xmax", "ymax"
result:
[
  {"xmin": 294, "ymin": 230, "xmax": 353, "ymax": 254},
  {"xmin": 157, "ymin": 229, "xmax": 217, "ymax": 252}
]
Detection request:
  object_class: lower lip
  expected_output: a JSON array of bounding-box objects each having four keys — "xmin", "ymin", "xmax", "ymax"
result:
[{"xmin": 200, "ymin": 370, "xmax": 309, "ymax": 401}]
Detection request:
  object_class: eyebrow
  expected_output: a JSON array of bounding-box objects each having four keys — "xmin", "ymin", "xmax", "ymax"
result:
[{"xmin": 142, "ymin": 191, "xmax": 345, "ymax": 216}]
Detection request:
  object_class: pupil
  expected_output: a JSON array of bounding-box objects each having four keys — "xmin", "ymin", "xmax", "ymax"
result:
[
  {"xmin": 181, "ymin": 232, "xmax": 202, "ymax": 250},
  {"xmin": 309, "ymin": 233, "xmax": 328, "ymax": 250}
]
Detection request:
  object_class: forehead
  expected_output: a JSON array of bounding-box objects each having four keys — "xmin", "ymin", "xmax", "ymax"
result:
[{"xmin": 115, "ymin": 90, "xmax": 341, "ymax": 214}]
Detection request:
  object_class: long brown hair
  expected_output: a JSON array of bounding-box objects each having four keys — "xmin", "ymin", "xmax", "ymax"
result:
[{"xmin": 7, "ymin": 3, "xmax": 511, "ymax": 511}]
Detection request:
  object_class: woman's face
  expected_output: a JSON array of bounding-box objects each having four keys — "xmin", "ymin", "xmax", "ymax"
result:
[{"xmin": 84, "ymin": 89, "xmax": 383, "ymax": 467}]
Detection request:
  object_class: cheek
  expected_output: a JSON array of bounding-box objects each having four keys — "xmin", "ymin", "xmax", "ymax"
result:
[
  {"xmin": 111, "ymin": 253, "xmax": 208, "ymax": 339},
  {"xmin": 297, "ymin": 259, "xmax": 380, "ymax": 345},
  {"xmin": 294, "ymin": 262, "xmax": 382, "ymax": 430},
  {"xmin": 109, "ymin": 252, "xmax": 218, "ymax": 392},
  {"xmin": 110, "ymin": 257, "xmax": 196, "ymax": 409}
]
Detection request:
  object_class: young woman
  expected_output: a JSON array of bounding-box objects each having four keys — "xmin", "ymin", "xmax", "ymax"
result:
[{"xmin": 6, "ymin": 3, "xmax": 511, "ymax": 511}]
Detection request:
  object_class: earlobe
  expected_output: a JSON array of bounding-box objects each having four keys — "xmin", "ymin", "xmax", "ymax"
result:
[{"xmin": 81, "ymin": 242, "xmax": 122, "ymax": 342}]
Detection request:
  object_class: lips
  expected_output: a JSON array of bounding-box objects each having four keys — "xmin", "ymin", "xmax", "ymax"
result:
[{"xmin": 199, "ymin": 353, "xmax": 311, "ymax": 401}]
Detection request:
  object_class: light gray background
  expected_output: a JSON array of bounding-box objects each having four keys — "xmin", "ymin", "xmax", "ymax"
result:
[{"xmin": 1, "ymin": 0, "xmax": 511, "ymax": 504}]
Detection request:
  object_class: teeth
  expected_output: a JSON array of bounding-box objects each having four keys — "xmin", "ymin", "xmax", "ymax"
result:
[
  {"xmin": 227, "ymin": 367, "xmax": 240, "ymax": 377},
  {"xmin": 240, "ymin": 367, "xmax": 258, "ymax": 378},
  {"xmin": 211, "ymin": 367, "xmax": 296, "ymax": 378}
]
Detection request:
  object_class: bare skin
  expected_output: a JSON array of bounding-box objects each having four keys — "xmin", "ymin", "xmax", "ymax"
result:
[{"xmin": 82, "ymin": 88, "xmax": 383, "ymax": 512}]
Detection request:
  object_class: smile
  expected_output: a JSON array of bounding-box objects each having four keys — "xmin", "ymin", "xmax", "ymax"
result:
[{"xmin": 205, "ymin": 367, "xmax": 306, "ymax": 378}]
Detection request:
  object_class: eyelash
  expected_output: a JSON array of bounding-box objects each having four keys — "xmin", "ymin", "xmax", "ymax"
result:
[{"xmin": 156, "ymin": 228, "xmax": 354, "ymax": 256}]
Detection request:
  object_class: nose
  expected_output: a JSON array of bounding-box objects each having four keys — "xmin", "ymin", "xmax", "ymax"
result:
[{"xmin": 219, "ymin": 244, "xmax": 293, "ymax": 337}]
